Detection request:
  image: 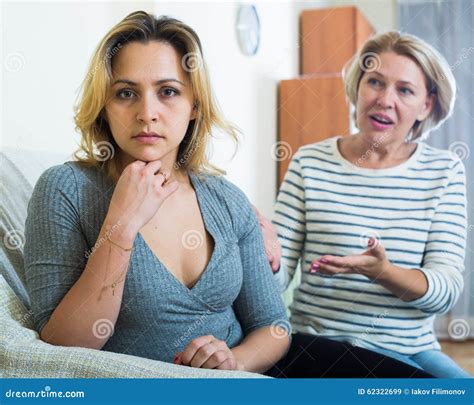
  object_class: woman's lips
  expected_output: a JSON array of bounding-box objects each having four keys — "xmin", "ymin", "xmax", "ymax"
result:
[
  {"xmin": 369, "ymin": 116, "xmax": 394, "ymax": 131},
  {"xmin": 133, "ymin": 135, "xmax": 162, "ymax": 144}
]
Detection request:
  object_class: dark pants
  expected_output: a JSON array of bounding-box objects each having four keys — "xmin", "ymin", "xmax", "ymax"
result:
[{"xmin": 264, "ymin": 333, "xmax": 433, "ymax": 378}]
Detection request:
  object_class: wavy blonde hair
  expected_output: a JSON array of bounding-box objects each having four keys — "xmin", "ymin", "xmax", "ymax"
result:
[
  {"xmin": 73, "ymin": 10, "xmax": 239, "ymax": 183},
  {"xmin": 343, "ymin": 31, "xmax": 456, "ymax": 140}
]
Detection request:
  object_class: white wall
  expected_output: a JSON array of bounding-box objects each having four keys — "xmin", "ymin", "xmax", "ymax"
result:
[{"xmin": 2, "ymin": 0, "xmax": 394, "ymax": 216}]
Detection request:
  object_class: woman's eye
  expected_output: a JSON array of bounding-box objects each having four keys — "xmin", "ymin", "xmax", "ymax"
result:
[
  {"xmin": 367, "ymin": 77, "xmax": 380, "ymax": 86},
  {"xmin": 161, "ymin": 87, "xmax": 178, "ymax": 97},
  {"xmin": 399, "ymin": 87, "xmax": 413, "ymax": 95},
  {"xmin": 117, "ymin": 89, "xmax": 135, "ymax": 99}
]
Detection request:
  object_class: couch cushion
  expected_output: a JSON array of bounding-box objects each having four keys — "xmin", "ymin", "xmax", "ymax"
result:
[
  {"xmin": 0, "ymin": 274, "xmax": 267, "ymax": 378},
  {"xmin": 0, "ymin": 148, "xmax": 69, "ymax": 308}
]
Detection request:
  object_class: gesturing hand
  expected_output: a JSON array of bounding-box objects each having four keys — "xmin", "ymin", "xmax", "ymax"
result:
[
  {"xmin": 309, "ymin": 237, "xmax": 390, "ymax": 280},
  {"xmin": 174, "ymin": 335, "xmax": 241, "ymax": 370}
]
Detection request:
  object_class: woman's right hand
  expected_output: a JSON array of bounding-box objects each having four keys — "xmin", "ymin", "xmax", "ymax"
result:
[{"xmin": 106, "ymin": 160, "xmax": 180, "ymax": 239}]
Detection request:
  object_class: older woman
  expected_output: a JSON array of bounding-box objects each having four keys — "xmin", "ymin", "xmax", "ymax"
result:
[
  {"xmin": 262, "ymin": 31, "xmax": 470, "ymax": 378},
  {"xmin": 23, "ymin": 12, "xmax": 431, "ymax": 378}
]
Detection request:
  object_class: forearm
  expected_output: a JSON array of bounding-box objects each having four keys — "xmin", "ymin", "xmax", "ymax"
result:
[
  {"xmin": 370, "ymin": 262, "xmax": 429, "ymax": 302},
  {"xmin": 231, "ymin": 326, "xmax": 290, "ymax": 374},
  {"xmin": 40, "ymin": 216, "xmax": 136, "ymax": 349}
]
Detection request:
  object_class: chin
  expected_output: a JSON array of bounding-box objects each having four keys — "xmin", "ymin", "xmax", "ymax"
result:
[{"xmin": 135, "ymin": 147, "xmax": 165, "ymax": 163}]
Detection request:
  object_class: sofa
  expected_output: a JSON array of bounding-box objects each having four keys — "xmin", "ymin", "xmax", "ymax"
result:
[{"xmin": 0, "ymin": 148, "xmax": 266, "ymax": 378}]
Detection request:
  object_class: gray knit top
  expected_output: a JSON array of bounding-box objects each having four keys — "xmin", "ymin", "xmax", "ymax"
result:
[{"xmin": 24, "ymin": 162, "xmax": 287, "ymax": 363}]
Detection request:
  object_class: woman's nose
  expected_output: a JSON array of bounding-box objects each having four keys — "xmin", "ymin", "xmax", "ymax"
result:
[
  {"xmin": 136, "ymin": 95, "xmax": 160, "ymax": 123},
  {"xmin": 376, "ymin": 87, "xmax": 396, "ymax": 109}
]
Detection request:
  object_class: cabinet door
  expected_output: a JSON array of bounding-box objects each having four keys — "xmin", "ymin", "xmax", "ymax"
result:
[
  {"xmin": 301, "ymin": 6, "xmax": 373, "ymax": 74},
  {"xmin": 277, "ymin": 75, "xmax": 350, "ymax": 186}
]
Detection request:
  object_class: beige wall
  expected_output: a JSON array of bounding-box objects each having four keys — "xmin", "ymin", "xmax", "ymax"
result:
[{"xmin": 2, "ymin": 0, "xmax": 396, "ymax": 215}]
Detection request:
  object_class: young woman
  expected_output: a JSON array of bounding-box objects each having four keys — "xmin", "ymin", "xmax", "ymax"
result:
[
  {"xmin": 263, "ymin": 31, "xmax": 471, "ymax": 378},
  {"xmin": 24, "ymin": 12, "xmax": 430, "ymax": 378}
]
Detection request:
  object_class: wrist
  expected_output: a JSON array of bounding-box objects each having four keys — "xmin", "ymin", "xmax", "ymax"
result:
[
  {"xmin": 374, "ymin": 260, "xmax": 396, "ymax": 282},
  {"xmin": 103, "ymin": 216, "xmax": 137, "ymax": 246},
  {"xmin": 230, "ymin": 348, "xmax": 246, "ymax": 371}
]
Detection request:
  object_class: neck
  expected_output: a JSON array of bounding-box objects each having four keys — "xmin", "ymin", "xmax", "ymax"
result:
[{"xmin": 354, "ymin": 132, "xmax": 413, "ymax": 164}]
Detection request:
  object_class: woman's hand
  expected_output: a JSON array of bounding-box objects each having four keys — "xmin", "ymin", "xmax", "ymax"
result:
[
  {"xmin": 174, "ymin": 335, "xmax": 241, "ymax": 370},
  {"xmin": 106, "ymin": 160, "xmax": 180, "ymax": 239},
  {"xmin": 252, "ymin": 205, "xmax": 281, "ymax": 272},
  {"xmin": 309, "ymin": 237, "xmax": 391, "ymax": 280}
]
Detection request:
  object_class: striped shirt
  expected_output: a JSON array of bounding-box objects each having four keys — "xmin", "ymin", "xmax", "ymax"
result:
[{"xmin": 273, "ymin": 135, "xmax": 467, "ymax": 355}]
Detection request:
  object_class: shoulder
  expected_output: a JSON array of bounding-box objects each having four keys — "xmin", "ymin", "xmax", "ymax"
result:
[
  {"xmin": 417, "ymin": 142, "xmax": 466, "ymax": 175},
  {"xmin": 34, "ymin": 162, "xmax": 78, "ymax": 194},
  {"xmin": 33, "ymin": 161, "xmax": 111, "ymax": 202}
]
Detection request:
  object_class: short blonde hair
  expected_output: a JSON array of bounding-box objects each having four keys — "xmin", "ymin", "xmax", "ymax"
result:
[
  {"xmin": 73, "ymin": 10, "xmax": 239, "ymax": 183},
  {"xmin": 343, "ymin": 31, "xmax": 456, "ymax": 140}
]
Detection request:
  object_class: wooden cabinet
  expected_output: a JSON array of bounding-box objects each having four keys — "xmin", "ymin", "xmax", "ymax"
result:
[
  {"xmin": 300, "ymin": 7, "xmax": 374, "ymax": 75},
  {"xmin": 277, "ymin": 6, "xmax": 373, "ymax": 186}
]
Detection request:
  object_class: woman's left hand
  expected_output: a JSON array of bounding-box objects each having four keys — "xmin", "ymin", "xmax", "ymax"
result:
[
  {"xmin": 252, "ymin": 205, "xmax": 282, "ymax": 273},
  {"xmin": 310, "ymin": 237, "xmax": 391, "ymax": 280},
  {"xmin": 174, "ymin": 335, "xmax": 241, "ymax": 370}
]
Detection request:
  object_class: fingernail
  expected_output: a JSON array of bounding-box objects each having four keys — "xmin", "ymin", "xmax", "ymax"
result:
[
  {"xmin": 310, "ymin": 263, "xmax": 319, "ymax": 273},
  {"xmin": 320, "ymin": 258, "xmax": 328, "ymax": 264}
]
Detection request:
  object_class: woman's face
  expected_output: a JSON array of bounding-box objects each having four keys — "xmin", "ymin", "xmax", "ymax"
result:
[
  {"xmin": 356, "ymin": 51, "xmax": 433, "ymax": 142},
  {"xmin": 104, "ymin": 41, "xmax": 196, "ymax": 168}
]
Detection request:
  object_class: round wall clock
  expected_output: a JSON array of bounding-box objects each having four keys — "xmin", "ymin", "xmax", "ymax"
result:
[{"xmin": 236, "ymin": 4, "xmax": 261, "ymax": 56}]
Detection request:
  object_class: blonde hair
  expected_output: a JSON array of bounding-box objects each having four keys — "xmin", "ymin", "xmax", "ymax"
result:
[
  {"xmin": 343, "ymin": 31, "xmax": 456, "ymax": 140},
  {"xmin": 73, "ymin": 10, "xmax": 239, "ymax": 183}
]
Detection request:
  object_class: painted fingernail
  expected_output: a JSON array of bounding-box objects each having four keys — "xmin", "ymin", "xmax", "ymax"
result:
[{"xmin": 320, "ymin": 258, "xmax": 328, "ymax": 264}]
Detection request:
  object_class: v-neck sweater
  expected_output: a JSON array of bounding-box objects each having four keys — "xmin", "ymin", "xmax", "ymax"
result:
[{"xmin": 24, "ymin": 162, "xmax": 287, "ymax": 363}]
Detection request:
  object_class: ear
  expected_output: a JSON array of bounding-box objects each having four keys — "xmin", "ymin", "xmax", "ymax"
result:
[
  {"xmin": 190, "ymin": 103, "xmax": 197, "ymax": 120},
  {"xmin": 416, "ymin": 92, "xmax": 435, "ymax": 122}
]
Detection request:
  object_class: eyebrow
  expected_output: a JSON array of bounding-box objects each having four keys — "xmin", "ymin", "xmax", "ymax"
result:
[
  {"xmin": 112, "ymin": 78, "xmax": 185, "ymax": 86},
  {"xmin": 369, "ymin": 71, "xmax": 418, "ymax": 88}
]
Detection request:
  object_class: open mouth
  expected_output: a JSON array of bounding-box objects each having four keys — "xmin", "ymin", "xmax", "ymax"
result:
[{"xmin": 369, "ymin": 114, "xmax": 394, "ymax": 125}]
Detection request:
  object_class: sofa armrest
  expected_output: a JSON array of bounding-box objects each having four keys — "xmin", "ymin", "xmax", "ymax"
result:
[{"xmin": 0, "ymin": 276, "xmax": 267, "ymax": 378}]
